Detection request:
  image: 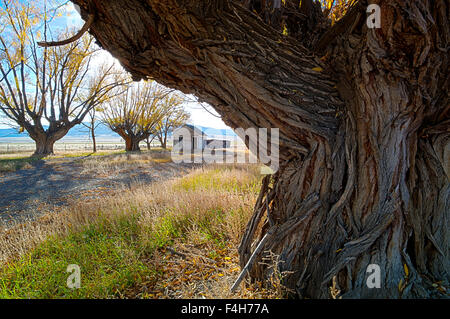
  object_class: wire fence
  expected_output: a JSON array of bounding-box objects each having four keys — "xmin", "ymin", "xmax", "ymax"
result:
[
  {"xmin": 0, "ymin": 141, "xmax": 166, "ymax": 155},
  {"xmin": 0, "ymin": 143, "xmax": 117, "ymax": 154}
]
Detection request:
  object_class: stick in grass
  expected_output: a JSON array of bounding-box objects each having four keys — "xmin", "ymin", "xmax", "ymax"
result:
[{"xmin": 230, "ymin": 232, "xmax": 272, "ymax": 293}]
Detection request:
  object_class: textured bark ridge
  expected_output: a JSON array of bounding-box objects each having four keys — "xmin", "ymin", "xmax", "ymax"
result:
[
  {"xmin": 70, "ymin": 0, "xmax": 449, "ymax": 298},
  {"xmin": 33, "ymin": 137, "xmax": 56, "ymax": 156},
  {"xmin": 124, "ymin": 137, "xmax": 142, "ymax": 152},
  {"xmin": 29, "ymin": 126, "xmax": 72, "ymax": 156}
]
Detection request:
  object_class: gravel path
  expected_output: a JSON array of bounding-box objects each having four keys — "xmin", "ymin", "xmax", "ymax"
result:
[{"xmin": 0, "ymin": 155, "xmax": 196, "ymax": 226}]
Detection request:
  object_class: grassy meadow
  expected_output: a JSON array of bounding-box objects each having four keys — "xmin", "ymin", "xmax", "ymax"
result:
[{"xmin": 0, "ymin": 161, "xmax": 283, "ymax": 299}]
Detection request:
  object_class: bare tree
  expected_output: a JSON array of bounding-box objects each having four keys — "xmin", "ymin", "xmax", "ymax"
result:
[
  {"xmin": 145, "ymin": 135, "xmax": 156, "ymax": 151},
  {"xmin": 0, "ymin": 0, "xmax": 123, "ymax": 156},
  {"xmin": 102, "ymin": 81, "xmax": 170, "ymax": 152},
  {"xmin": 69, "ymin": 0, "xmax": 449, "ymax": 298},
  {"xmin": 80, "ymin": 106, "xmax": 102, "ymax": 153},
  {"xmin": 155, "ymin": 94, "xmax": 189, "ymax": 149}
]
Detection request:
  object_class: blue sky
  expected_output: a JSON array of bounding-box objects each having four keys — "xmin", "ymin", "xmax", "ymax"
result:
[{"xmin": 0, "ymin": 1, "xmax": 230, "ymax": 130}]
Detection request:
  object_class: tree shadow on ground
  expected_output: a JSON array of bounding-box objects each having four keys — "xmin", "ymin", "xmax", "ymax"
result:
[{"xmin": 0, "ymin": 156, "xmax": 43, "ymax": 173}]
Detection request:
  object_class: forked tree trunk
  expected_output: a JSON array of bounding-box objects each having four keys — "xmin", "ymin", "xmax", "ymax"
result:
[
  {"xmin": 116, "ymin": 129, "xmax": 143, "ymax": 152},
  {"xmin": 71, "ymin": 0, "xmax": 449, "ymax": 298},
  {"xmin": 238, "ymin": 2, "xmax": 450, "ymax": 298},
  {"xmin": 31, "ymin": 128, "xmax": 70, "ymax": 156},
  {"xmin": 125, "ymin": 137, "xmax": 141, "ymax": 152},
  {"xmin": 146, "ymin": 136, "xmax": 158, "ymax": 150},
  {"xmin": 33, "ymin": 136, "xmax": 56, "ymax": 156}
]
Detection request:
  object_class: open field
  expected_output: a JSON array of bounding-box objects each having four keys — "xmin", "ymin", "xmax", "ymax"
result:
[
  {"xmin": 0, "ymin": 140, "xmax": 170, "ymax": 158},
  {"xmin": 0, "ymin": 162, "xmax": 283, "ymax": 299},
  {"xmin": 0, "ymin": 142, "xmax": 127, "ymax": 156},
  {"xmin": 0, "ymin": 150, "xmax": 127, "ymax": 172},
  {"xmin": 0, "ymin": 149, "xmax": 196, "ymax": 225}
]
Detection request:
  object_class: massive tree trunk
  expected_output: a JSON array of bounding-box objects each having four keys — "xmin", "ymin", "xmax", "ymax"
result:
[
  {"xmin": 115, "ymin": 128, "xmax": 143, "ymax": 152},
  {"xmin": 70, "ymin": 0, "xmax": 449, "ymax": 298},
  {"xmin": 33, "ymin": 136, "xmax": 56, "ymax": 156},
  {"xmin": 124, "ymin": 137, "xmax": 141, "ymax": 152},
  {"xmin": 29, "ymin": 126, "xmax": 71, "ymax": 156}
]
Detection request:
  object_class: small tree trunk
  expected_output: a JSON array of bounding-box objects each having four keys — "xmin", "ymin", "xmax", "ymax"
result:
[
  {"xmin": 146, "ymin": 137, "xmax": 151, "ymax": 150},
  {"xmin": 157, "ymin": 136, "xmax": 167, "ymax": 149},
  {"xmin": 163, "ymin": 134, "xmax": 169, "ymax": 149},
  {"xmin": 91, "ymin": 127, "xmax": 97, "ymax": 153}
]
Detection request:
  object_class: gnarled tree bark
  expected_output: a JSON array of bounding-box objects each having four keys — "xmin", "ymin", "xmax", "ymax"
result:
[
  {"xmin": 27, "ymin": 123, "xmax": 72, "ymax": 156},
  {"xmin": 115, "ymin": 128, "xmax": 144, "ymax": 152},
  {"xmin": 124, "ymin": 136, "xmax": 142, "ymax": 152},
  {"xmin": 69, "ymin": 0, "xmax": 449, "ymax": 298}
]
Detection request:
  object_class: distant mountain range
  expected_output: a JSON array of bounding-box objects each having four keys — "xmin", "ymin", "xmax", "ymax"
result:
[
  {"xmin": 0, "ymin": 123, "xmax": 120, "ymax": 142},
  {"xmin": 0, "ymin": 123, "xmax": 236, "ymax": 143},
  {"xmin": 197, "ymin": 126, "xmax": 236, "ymax": 139}
]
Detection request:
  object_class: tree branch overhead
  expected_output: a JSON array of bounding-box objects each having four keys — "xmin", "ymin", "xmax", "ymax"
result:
[{"xmin": 67, "ymin": 0, "xmax": 450, "ymax": 299}]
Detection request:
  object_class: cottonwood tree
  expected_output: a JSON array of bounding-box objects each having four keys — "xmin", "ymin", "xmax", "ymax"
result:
[
  {"xmin": 0, "ymin": 0, "xmax": 122, "ymax": 155},
  {"xmin": 66, "ymin": 0, "xmax": 449, "ymax": 298},
  {"xmin": 102, "ymin": 81, "xmax": 170, "ymax": 152},
  {"xmin": 155, "ymin": 94, "xmax": 189, "ymax": 149}
]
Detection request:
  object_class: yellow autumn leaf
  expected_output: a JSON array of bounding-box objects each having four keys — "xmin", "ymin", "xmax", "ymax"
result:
[
  {"xmin": 403, "ymin": 264, "xmax": 409, "ymax": 277},
  {"xmin": 312, "ymin": 67, "xmax": 324, "ymax": 72}
]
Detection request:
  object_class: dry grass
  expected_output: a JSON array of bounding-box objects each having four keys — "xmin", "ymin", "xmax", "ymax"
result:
[
  {"xmin": 0, "ymin": 152, "xmax": 35, "ymax": 159},
  {"xmin": 0, "ymin": 157, "xmax": 37, "ymax": 172},
  {"xmin": 0, "ymin": 163, "xmax": 283, "ymax": 298},
  {"xmin": 0, "ymin": 150, "xmax": 124, "ymax": 173},
  {"xmin": 79, "ymin": 150, "xmax": 172, "ymax": 175}
]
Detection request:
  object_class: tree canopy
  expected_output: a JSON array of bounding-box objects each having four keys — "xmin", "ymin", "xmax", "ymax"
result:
[
  {"xmin": 0, "ymin": 0, "xmax": 124, "ymax": 155},
  {"xmin": 155, "ymin": 94, "xmax": 189, "ymax": 149},
  {"xmin": 102, "ymin": 80, "xmax": 174, "ymax": 152}
]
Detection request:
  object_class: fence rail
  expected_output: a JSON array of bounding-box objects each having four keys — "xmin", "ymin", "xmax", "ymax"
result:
[{"xmin": 0, "ymin": 143, "xmax": 129, "ymax": 154}]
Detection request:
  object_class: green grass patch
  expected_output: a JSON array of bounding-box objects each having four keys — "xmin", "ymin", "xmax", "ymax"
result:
[
  {"xmin": 0, "ymin": 165, "xmax": 262, "ymax": 298},
  {"xmin": 173, "ymin": 167, "xmax": 260, "ymax": 194},
  {"xmin": 0, "ymin": 214, "xmax": 158, "ymax": 299},
  {"xmin": 0, "ymin": 157, "xmax": 41, "ymax": 172},
  {"xmin": 0, "ymin": 209, "xmax": 231, "ymax": 298}
]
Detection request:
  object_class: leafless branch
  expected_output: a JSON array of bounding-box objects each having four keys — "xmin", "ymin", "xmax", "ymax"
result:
[{"xmin": 37, "ymin": 14, "xmax": 95, "ymax": 47}]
